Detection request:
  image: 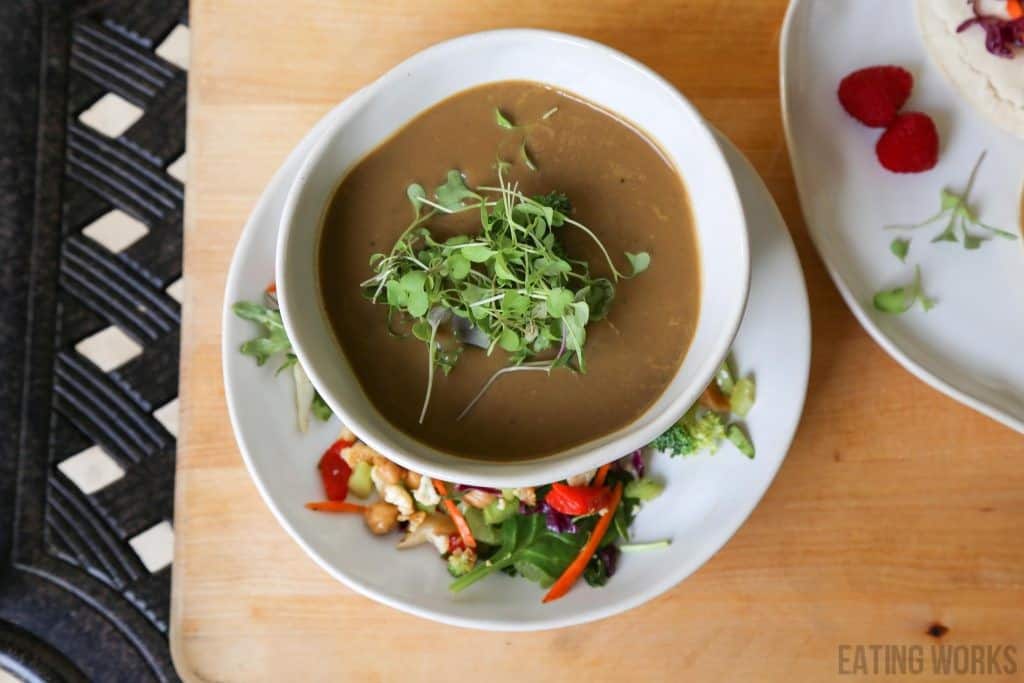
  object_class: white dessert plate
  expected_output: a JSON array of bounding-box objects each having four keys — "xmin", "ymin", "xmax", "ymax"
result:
[
  {"xmin": 781, "ymin": 0, "xmax": 1024, "ymax": 433},
  {"xmin": 221, "ymin": 89, "xmax": 810, "ymax": 630}
]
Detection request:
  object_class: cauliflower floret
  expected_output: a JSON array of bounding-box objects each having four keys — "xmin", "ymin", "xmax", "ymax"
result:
[
  {"xmin": 396, "ymin": 513, "xmax": 455, "ymax": 553},
  {"xmin": 513, "ymin": 487, "xmax": 536, "ymax": 507},
  {"xmin": 383, "ymin": 483, "xmax": 414, "ymax": 518},
  {"xmin": 369, "ymin": 465, "xmax": 387, "ymax": 494},
  {"xmin": 413, "ymin": 475, "xmax": 441, "ymax": 507},
  {"xmin": 566, "ymin": 469, "xmax": 597, "ymax": 487},
  {"xmin": 427, "ymin": 530, "xmax": 450, "ymax": 555}
]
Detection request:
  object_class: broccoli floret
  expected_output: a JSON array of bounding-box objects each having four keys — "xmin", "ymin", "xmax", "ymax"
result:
[
  {"xmin": 651, "ymin": 408, "xmax": 726, "ymax": 457},
  {"xmin": 683, "ymin": 408, "xmax": 726, "ymax": 453},
  {"xmin": 651, "ymin": 424, "xmax": 698, "ymax": 456},
  {"xmin": 446, "ymin": 548, "xmax": 477, "ymax": 577},
  {"xmin": 533, "ymin": 191, "xmax": 572, "ymax": 215}
]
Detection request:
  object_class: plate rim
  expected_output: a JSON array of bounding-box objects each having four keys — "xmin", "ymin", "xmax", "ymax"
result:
[
  {"xmin": 217, "ymin": 93, "xmax": 811, "ymax": 630},
  {"xmin": 779, "ymin": 0, "xmax": 1024, "ymax": 435}
]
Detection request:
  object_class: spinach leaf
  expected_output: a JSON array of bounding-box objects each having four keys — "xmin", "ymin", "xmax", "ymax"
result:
[{"xmin": 448, "ymin": 514, "xmax": 582, "ymax": 593}]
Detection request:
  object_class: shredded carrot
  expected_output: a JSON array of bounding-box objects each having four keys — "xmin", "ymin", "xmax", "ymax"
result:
[
  {"xmin": 265, "ymin": 281, "xmax": 277, "ymax": 294},
  {"xmin": 593, "ymin": 463, "xmax": 611, "ymax": 487},
  {"xmin": 305, "ymin": 500, "xmax": 365, "ymax": 513},
  {"xmin": 542, "ymin": 482, "xmax": 623, "ymax": 603},
  {"xmin": 433, "ymin": 480, "xmax": 476, "ymax": 549},
  {"xmin": 1009, "ymin": 0, "xmax": 1023, "ymax": 19}
]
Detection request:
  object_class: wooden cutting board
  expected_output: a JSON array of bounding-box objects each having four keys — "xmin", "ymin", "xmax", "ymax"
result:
[{"xmin": 171, "ymin": 1, "xmax": 1024, "ymax": 680}]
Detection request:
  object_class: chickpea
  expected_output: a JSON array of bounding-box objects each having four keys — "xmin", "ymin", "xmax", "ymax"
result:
[
  {"xmin": 363, "ymin": 501, "xmax": 399, "ymax": 535},
  {"xmin": 376, "ymin": 459, "xmax": 405, "ymax": 485},
  {"xmin": 404, "ymin": 470, "xmax": 422, "ymax": 490}
]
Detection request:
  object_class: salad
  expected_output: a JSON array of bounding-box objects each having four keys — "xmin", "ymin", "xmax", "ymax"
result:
[{"xmin": 233, "ymin": 288, "xmax": 757, "ymax": 603}]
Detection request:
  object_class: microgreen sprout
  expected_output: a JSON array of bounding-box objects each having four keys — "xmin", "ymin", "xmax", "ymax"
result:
[
  {"xmin": 885, "ymin": 152, "xmax": 1019, "ymax": 248},
  {"xmin": 874, "ymin": 151, "xmax": 1020, "ymax": 313},
  {"xmin": 457, "ymin": 361, "xmax": 553, "ymax": 421},
  {"xmin": 520, "ymin": 141, "xmax": 537, "ymax": 171},
  {"xmin": 494, "ymin": 108, "xmax": 516, "ymax": 130},
  {"xmin": 494, "ymin": 104, "xmax": 563, "ymax": 171},
  {"xmin": 360, "ymin": 165, "xmax": 649, "ymax": 423},
  {"xmin": 873, "ymin": 264, "xmax": 935, "ymax": 314},
  {"xmin": 890, "ymin": 237, "xmax": 910, "ymax": 262}
]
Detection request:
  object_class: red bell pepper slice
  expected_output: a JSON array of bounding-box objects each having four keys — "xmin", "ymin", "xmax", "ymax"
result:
[
  {"xmin": 545, "ymin": 482, "xmax": 611, "ymax": 516},
  {"xmin": 317, "ymin": 437, "xmax": 355, "ymax": 501}
]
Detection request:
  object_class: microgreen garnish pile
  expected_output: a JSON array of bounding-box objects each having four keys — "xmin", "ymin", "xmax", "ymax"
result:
[{"xmin": 360, "ymin": 164, "xmax": 649, "ymax": 423}]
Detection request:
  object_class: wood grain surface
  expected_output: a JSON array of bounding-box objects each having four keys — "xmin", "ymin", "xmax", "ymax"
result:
[{"xmin": 171, "ymin": 1, "xmax": 1024, "ymax": 680}]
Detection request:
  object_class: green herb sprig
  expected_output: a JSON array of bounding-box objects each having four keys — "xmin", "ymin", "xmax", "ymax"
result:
[
  {"xmin": 361, "ymin": 165, "xmax": 649, "ymax": 423},
  {"xmin": 493, "ymin": 106, "xmax": 557, "ymax": 172}
]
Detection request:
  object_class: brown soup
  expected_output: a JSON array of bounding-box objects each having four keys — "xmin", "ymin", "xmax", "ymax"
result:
[{"xmin": 319, "ymin": 81, "xmax": 700, "ymax": 462}]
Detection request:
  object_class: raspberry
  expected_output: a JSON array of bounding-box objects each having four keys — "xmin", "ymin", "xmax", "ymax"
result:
[
  {"xmin": 876, "ymin": 113, "xmax": 940, "ymax": 174},
  {"xmin": 838, "ymin": 66, "xmax": 914, "ymax": 128}
]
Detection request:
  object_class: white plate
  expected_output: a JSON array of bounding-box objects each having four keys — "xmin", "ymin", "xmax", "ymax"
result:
[
  {"xmin": 781, "ymin": 0, "xmax": 1024, "ymax": 433},
  {"xmin": 221, "ymin": 92, "xmax": 810, "ymax": 630}
]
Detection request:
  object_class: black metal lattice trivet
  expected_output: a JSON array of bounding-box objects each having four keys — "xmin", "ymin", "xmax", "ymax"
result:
[{"xmin": 1, "ymin": 1, "xmax": 186, "ymax": 681}]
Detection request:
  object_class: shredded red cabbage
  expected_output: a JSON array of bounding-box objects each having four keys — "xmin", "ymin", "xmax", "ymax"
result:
[
  {"xmin": 957, "ymin": 0, "xmax": 1024, "ymax": 58},
  {"xmin": 618, "ymin": 449, "xmax": 645, "ymax": 479},
  {"xmin": 454, "ymin": 484, "xmax": 501, "ymax": 494},
  {"xmin": 630, "ymin": 449, "xmax": 645, "ymax": 478},
  {"xmin": 540, "ymin": 501, "xmax": 577, "ymax": 533}
]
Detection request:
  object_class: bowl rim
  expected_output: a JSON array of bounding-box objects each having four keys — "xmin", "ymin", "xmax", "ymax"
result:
[{"xmin": 275, "ymin": 28, "xmax": 751, "ymax": 487}]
